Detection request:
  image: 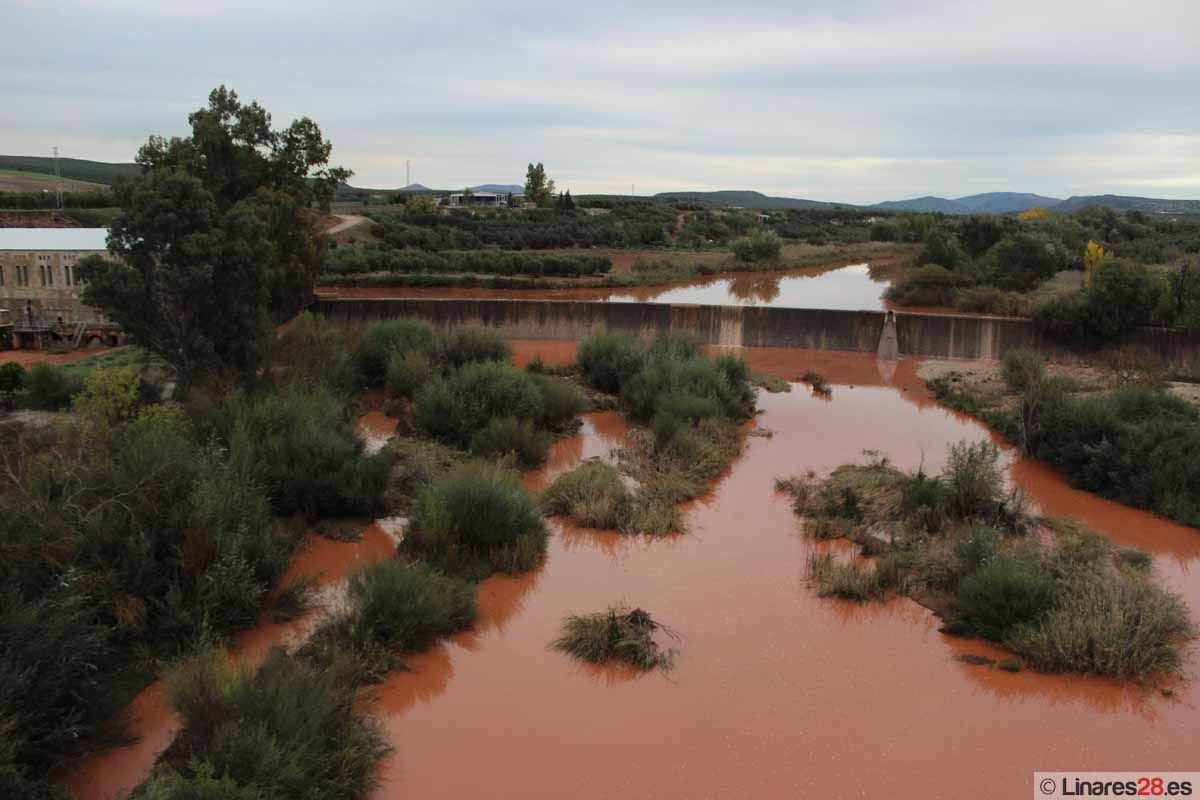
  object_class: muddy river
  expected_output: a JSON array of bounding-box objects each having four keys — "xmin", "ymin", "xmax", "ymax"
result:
[
  {"xmin": 64, "ymin": 345, "xmax": 1199, "ymax": 800},
  {"xmin": 319, "ymin": 260, "xmax": 905, "ymax": 311}
]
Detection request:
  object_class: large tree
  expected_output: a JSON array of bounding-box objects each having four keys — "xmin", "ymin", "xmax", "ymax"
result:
[
  {"xmin": 523, "ymin": 162, "xmax": 556, "ymax": 208},
  {"xmin": 80, "ymin": 87, "xmax": 350, "ymax": 383}
]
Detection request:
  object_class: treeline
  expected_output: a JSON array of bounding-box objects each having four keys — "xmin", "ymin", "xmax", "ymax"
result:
[
  {"xmin": 880, "ymin": 205, "xmax": 1200, "ymax": 344},
  {"xmin": 0, "ymin": 189, "xmax": 119, "ymax": 209},
  {"xmin": 325, "ymin": 246, "xmax": 612, "ymax": 277}
]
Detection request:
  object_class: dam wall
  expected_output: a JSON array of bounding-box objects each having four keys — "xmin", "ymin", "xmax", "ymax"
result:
[{"xmin": 312, "ymin": 297, "xmax": 1200, "ymax": 367}]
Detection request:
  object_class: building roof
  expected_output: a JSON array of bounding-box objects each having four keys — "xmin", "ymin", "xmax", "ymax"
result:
[{"xmin": 0, "ymin": 228, "xmax": 110, "ymax": 251}]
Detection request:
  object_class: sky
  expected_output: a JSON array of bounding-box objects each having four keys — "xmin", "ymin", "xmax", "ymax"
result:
[{"xmin": 4, "ymin": 0, "xmax": 1199, "ymax": 204}]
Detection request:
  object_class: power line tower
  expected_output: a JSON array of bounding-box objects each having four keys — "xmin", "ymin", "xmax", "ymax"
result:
[{"xmin": 52, "ymin": 146, "xmax": 63, "ymax": 209}]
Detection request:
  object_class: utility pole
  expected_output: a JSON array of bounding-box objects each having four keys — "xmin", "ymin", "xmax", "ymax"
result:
[
  {"xmin": 631, "ymin": 183, "xmax": 635, "ymax": 198},
  {"xmin": 406, "ymin": 160, "xmax": 411, "ymax": 187},
  {"xmin": 53, "ymin": 146, "xmax": 63, "ymax": 209}
]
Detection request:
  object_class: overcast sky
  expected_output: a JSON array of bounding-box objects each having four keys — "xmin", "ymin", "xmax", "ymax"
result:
[{"xmin": 4, "ymin": 1, "xmax": 1199, "ymax": 203}]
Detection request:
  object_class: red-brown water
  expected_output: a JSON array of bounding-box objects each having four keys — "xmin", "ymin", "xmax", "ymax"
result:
[
  {"xmin": 368, "ymin": 345, "xmax": 1199, "ymax": 800},
  {"xmin": 63, "ymin": 346, "xmax": 1200, "ymax": 799},
  {"xmin": 319, "ymin": 260, "xmax": 907, "ymax": 311}
]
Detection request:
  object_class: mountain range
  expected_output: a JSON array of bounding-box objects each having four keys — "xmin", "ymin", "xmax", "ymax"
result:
[{"xmin": 2, "ymin": 154, "xmax": 1198, "ymax": 216}]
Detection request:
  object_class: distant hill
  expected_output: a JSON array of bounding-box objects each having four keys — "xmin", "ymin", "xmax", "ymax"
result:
[
  {"xmin": 870, "ymin": 191, "xmax": 1200, "ymax": 216},
  {"xmin": 1051, "ymin": 194, "xmax": 1200, "ymax": 215},
  {"xmin": 0, "ymin": 155, "xmax": 139, "ymax": 186},
  {"xmin": 871, "ymin": 196, "xmax": 971, "ymax": 214},
  {"xmin": 469, "ymin": 184, "xmax": 522, "ymax": 194},
  {"xmin": 653, "ymin": 190, "xmax": 839, "ymax": 210},
  {"xmin": 397, "ymin": 183, "xmax": 432, "ymax": 192},
  {"xmin": 956, "ymin": 192, "xmax": 1062, "ymax": 214}
]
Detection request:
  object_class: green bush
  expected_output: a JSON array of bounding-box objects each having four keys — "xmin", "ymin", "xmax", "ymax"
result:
[
  {"xmin": 553, "ymin": 606, "xmax": 674, "ymax": 671},
  {"xmin": 1001, "ymin": 348, "xmax": 1046, "ymax": 391},
  {"xmin": 229, "ymin": 388, "xmax": 394, "ymax": 517},
  {"xmin": 158, "ymin": 649, "xmax": 388, "ymax": 799},
  {"xmin": 24, "ymin": 362, "xmax": 82, "ymax": 409},
  {"xmin": 469, "ymin": 416, "xmax": 552, "ymax": 467},
  {"xmin": 402, "ymin": 462, "xmax": 547, "ymax": 579},
  {"xmin": 531, "ymin": 373, "xmax": 584, "ymax": 431},
  {"xmin": 953, "ymin": 554, "xmax": 1056, "ymax": 640},
  {"xmin": 272, "ymin": 311, "xmax": 356, "ymax": 393},
  {"xmin": 385, "ymin": 350, "xmax": 432, "ymax": 399},
  {"xmin": 414, "ymin": 362, "xmax": 544, "ymax": 449},
  {"xmin": 355, "ymin": 319, "xmax": 435, "ymax": 386},
  {"xmin": 0, "ymin": 362, "xmax": 25, "ymax": 397},
  {"xmin": 731, "ymin": 228, "xmax": 782, "ymax": 262},
  {"xmin": 884, "ymin": 264, "xmax": 966, "ymax": 307},
  {"xmin": 577, "ymin": 330, "xmax": 646, "ymax": 393},
  {"xmin": 1008, "ymin": 567, "xmax": 1192, "ymax": 678},
  {"xmin": 943, "ymin": 441, "xmax": 1003, "ymax": 520},
  {"xmin": 429, "ymin": 328, "xmax": 510, "ymax": 369},
  {"xmin": 302, "ymin": 561, "xmax": 474, "ymax": 679}
]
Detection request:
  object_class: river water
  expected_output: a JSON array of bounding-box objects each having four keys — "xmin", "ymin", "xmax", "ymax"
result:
[
  {"xmin": 63, "ymin": 345, "xmax": 1199, "ymax": 800},
  {"xmin": 318, "ymin": 260, "xmax": 905, "ymax": 311}
]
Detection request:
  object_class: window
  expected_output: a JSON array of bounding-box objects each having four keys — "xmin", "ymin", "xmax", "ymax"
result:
[
  {"xmin": 16, "ymin": 265, "xmax": 29, "ymax": 287},
  {"xmin": 46, "ymin": 264, "xmax": 54, "ymax": 286},
  {"xmin": 0, "ymin": 266, "xmax": 5, "ymax": 287},
  {"xmin": 64, "ymin": 265, "xmax": 74, "ymax": 287}
]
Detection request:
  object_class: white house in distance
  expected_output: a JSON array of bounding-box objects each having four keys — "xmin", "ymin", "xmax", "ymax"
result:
[{"xmin": 446, "ymin": 191, "xmax": 509, "ymax": 208}]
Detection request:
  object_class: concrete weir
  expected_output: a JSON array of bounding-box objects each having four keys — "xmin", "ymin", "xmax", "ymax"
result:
[{"xmin": 312, "ymin": 297, "xmax": 1200, "ymax": 367}]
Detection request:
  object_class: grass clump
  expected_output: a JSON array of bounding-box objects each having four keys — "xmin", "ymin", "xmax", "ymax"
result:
[
  {"xmin": 542, "ymin": 461, "xmax": 632, "ymax": 530},
  {"xmin": 401, "ymin": 462, "xmax": 548, "ymax": 580},
  {"xmin": 302, "ymin": 560, "xmax": 475, "ymax": 681},
  {"xmin": 146, "ymin": 649, "xmax": 389, "ymax": 799},
  {"xmin": 552, "ymin": 606, "xmax": 676, "ymax": 671},
  {"xmin": 778, "ymin": 442, "xmax": 1194, "ymax": 681},
  {"xmin": 802, "ymin": 370, "xmax": 831, "ymax": 395}
]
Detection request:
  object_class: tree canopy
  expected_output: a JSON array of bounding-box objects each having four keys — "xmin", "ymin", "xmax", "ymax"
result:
[
  {"xmin": 80, "ymin": 86, "xmax": 349, "ymax": 383},
  {"xmin": 524, "ymin": 162, "xmax": 556, "ymax": 208}
]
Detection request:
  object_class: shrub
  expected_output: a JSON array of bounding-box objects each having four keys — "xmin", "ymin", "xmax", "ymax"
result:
[
  {"xmin": 916, "ymin": 228, "xmax": 964, "ymax": 269},
  {"xmin": 24, "ymin": 362, "xmax": 81, "ymax": 409},
  {"xmin": 229, "ymin": 388, "xmax": 394, "ymax": 517},
  {"xmin": 402, "ymin": 462, "xmax": 547, "ymax": 579},
  {"xmin": 884, "ymin": 264, "xmax": 965, "ymax": 307},
  {"xmin": 942, "ymin": 441, "xmax": 1003, "ymax": 519},
  {"xmin": 731, "ymin": 228, "xmax": 782, "ymax": 262},
  {"xmin": 272, "ymin": 311, "xmax": 356, "ymax": 393},
  {"xmin": 429, "ymin": 328, "xmax": 510, "ymax": 369},
  {"xmin": 1001, "ymin": 348, "xmax": 1045, "ymax": 391},
  {"xmin": 304, "ymin": 560, "xmax": 474, "ymax": 678},
  {"xmin": 414, "ymin": 362, "xmax": 544, "ymax": 449},
  {"xmin": 73, "ymin": 366, "xmax": 141, "ymax": 428},
  {"xmin": 955, "ymin": 525, "xmax": 1001, "ymax": 574},
  {"xmin": 552, "ymin": 606, "xmax": 675, "ymax": 670},
  {"xmin": 469, "ymin": 416, "xmax": 552, "ymax": 467},
  {"xmin": 952, "ymin": 554, "xmax": 1056, "ymax": 640},
  {"xmin": 577, "ymin": 330, "xmax": 646, "ymax": 393},
  {"xmin": 1008, "ymin": 567, "xmax": 1192, "ymax": 678},
  {"xmin": 984, "ymin": 234, "xmax": 1060, "ymax": 291},
  {"xmin": 385, "ymin": 350, "xmax": 432, "ymax": 399},
  {"xmin": 0, "ymin": 362, "xmax": 25, "ymax": 397},
  {"xmin": 531, "ymin": 374, "xmax": 584, "ymax": 431},
  {"xmin": 355, "ymin": 319, "xmax": 435, "ymax": 386},
  {"xmin": 953, "ymin": 286, "xmax": 1029, "ymax": 316},
  {"xmin": 160, "ymin": 649, "xmax": 388, "ymax": 799}
]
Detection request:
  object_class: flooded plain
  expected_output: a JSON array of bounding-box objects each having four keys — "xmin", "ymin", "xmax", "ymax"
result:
[
  {"xmin": 318, "ymin": 260, "xmax": 905, "ymax": 311},
  {"xmin": 64, "ymin": 345, "xmax": 1199, "ymax": 800}
]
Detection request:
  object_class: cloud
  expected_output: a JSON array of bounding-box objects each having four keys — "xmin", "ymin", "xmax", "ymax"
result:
[{"xmin": 4, "ymin": 0, "xmax": 1199, "ymax": 202}]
